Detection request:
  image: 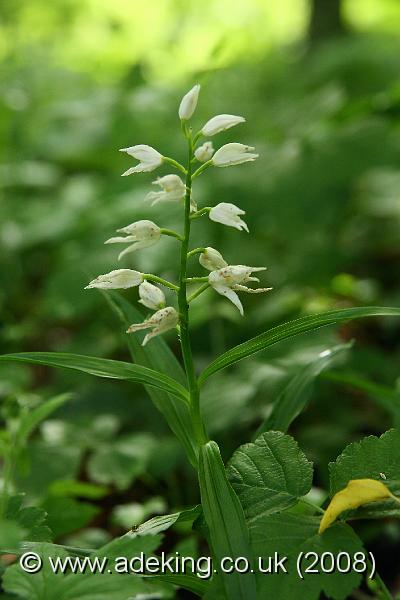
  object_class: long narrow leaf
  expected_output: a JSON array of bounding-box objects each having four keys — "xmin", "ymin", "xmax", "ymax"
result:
[
  {"xmin": 0, "ymin": 353, "xmax": 189, "ymax": 405},
  {"xmin": 199, "ymin": 307, "xmax": 400, "ymax": 384},
  {"xmin": 256, "ymin": 341, "xmax": 352, "ymax": 435},
  {"xmin": 16, "ymin": 392, "xmax": 72, "ymax": 447},
  {"xmin": 104, "ymin": 292, "xmax": 198, "ymax": 467},
  {"xmin": 198, "ymin": 441, "xmax": 257, "ymax": 600}
]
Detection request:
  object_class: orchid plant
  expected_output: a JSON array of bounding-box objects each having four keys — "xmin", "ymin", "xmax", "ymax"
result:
[
  {"xmin": 85, "ymin": 83, "xmax": 271, "ymax": 444},
  {"xmin": 1, "ymin": 84, "xmax": 400, "ymax": 600}
]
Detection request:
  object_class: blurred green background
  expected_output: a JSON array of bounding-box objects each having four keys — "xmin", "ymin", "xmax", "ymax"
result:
[{"xmin": 1, "ymin": 0, "xmax": 400, "ymax": 586}]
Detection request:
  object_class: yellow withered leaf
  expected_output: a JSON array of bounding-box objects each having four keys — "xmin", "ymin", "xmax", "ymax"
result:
[{"xmin": 319, "ymin": 478, "xmax": 395, "ymax": 534}]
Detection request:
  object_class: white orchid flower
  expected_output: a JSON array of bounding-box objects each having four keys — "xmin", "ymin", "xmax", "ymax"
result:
[
  {"xmin": 179, "ymin": 84, "xmax": 200, "ymax": 120},
  {"xmin": 120, "ymin": 145, "xmax": 163, "ymax": 175},
  {"xmin": 145, "ymin": 174, "xmax": 186, "ymax": 206},
  {"xmin": 194, "ymin": 141, "xmax": 215, "ymax": 163},
  {"xmin": 212, "ymin": 143, "xmax": 258, "ymax": 167},
  {"xmin": 201, "ymin": 114, "xmax": 245, "ymax": 137},
  {"xmin": 208, "ymin": 266, "xmax": 272, "ymax": 316},
  {"xmin": 105, "ymin": 220, "xmax": 161, "ymax": 260},
  {"xmin": 127, "ymin": 306, "xmax": 178, "ymax": 346},
  {"xmin": 85, "ymin": 269, "xmax": 143, "ymax": 290},
  {"xmin": 138, "ymin": 281, "xmax": 166, "ymax": 311},
  {"xmin": 199, "ymin": 247, "xmax": 228, "ymax": 271},
  {"xmin": 209, "ymin": 202, "xmax": 249, "ymax": 232}
]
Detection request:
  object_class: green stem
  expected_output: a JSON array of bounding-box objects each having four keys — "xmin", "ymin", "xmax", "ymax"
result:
[
  {"xmin": 192, "ymin": 160, "xmax": 212, "ymax": 179},
  {"xmin": 160, "ymin": 228, "xmax": 184, "ymax": 241},
  {"xmin": 188, "ymin": 283, "xmax": 210, "ymax": 303},
  {"xmin": 163, "ymin": 156, "xmax": 187, "ymax": 175},
  {"xmin": 367, "ymin": 561, "xmax": 393, "ymax": 600},
  {"xmin": 143, "ymin": 274, "xmax": 179, "ymax": 292},
  {"xmin": 190, "ymin": 207, "xmax": 211, "ymax": 220},
  {"xmin": 178, "ymin": 133, "xmax": 208, "ymax": 447},
  {"xmin": 187, "ymin": 247, "xmax": 207, "ymax": 259},
  {"xmin": 185, "ymin": 276, "xmax": 209, "ymax": 283}
]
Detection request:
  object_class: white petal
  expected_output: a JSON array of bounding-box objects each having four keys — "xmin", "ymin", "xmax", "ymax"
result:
[
  {"xmin": 199, "ymin": 247, "xmax": 228, "ymax": 271},
  {"xmin": 212, "ymin": 143, "xmax": 258, "ymax": 167},
  {"xmin": 194, "ymin": 141, "xmax": 214, "ymax": 162},
  {"xmin": 201, "ymin": 114, "xmax": 245, "ymax": 137},
  {"xmin": 212, "ymin": 284, "xmax": 244, "ymax": 316},
  {"xmin": 138, "ymin": 281, "xmax": 166, "ymax": 310},
  {"xmin": 178, "ymin": 84, "xmax": 200, "ymax": 120},
  {"xmin": 85, "ymin": 269, "xmax": 143, "ymax": 290}
]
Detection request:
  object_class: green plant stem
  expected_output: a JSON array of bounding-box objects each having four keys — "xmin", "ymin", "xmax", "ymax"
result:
[
  {"xmin": 190, "ymin": 207, "xmax": 211, "ymax": 220},
  {"xmin": 187, "ymin": 247, "xmax": 207, "ymax": 259},
  {"xmin": 185, "ymin": 276, "xmax": 209, "ymax": 283},
  {"xmin": 163, "ymin": 156, "xmax": 187, "ymax": 175},
  {"xmin": 178, "ymin": 133, "xmax": 207, "ymax": 447},
  {"xmin": 143, "ymin": 274, "xmax": 179, "ymax": 292},
  {"xmin": 160, "ymin": 228, "xmax": 184, "ymax": 242},
  {"xmin": 192, "ymin": 160, "xmax": 212, "ymax": 179},
  {"xmin": 188, "ymin": 283, "xmax": 210, "ymax": 303},
  {"xmin": 367, "ymin": 561, "xmax": 393, "ymax": 600}
]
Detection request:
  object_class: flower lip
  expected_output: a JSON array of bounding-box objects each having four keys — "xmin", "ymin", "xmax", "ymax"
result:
[
  {"xmin": 208, "ymin": 265, "xmax": 271, "ymax": 315},
  {"xmin": 145, "ymin": 174, "xmax": 186, "ymax": 206},
  {"xmin": 201, "ymin": 114, "xmax": 245, "ymax": 137}
]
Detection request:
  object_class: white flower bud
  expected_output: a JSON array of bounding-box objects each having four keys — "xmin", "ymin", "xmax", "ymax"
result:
[
  {"xmin": 199, "ymin": 247, "xmax": 227, "ymax": 271},
  {"xmin": 208, "ymin": 265, "xmax": 271, "ymax": 315},
  {"xmin": 119, "ymin": 145, "xmax": 163, "ymax": 176},
  {"xmin": 194, "ymin": 141, "xmax": 214, "ymax": 163},
  {"xmin": 105, "ymin": 220, "xmax": 161, "ymax": 260},
  {"xmin": 145, "ymin": 174, "xmax": 186, "ymax": 206},
  {"xmin": 178, "ymin": 84, "xmax": 200, "ymax": 120},
  {"xmin": 138, "ymin": 281, "xmax": 166, "ymax": 310},
  {"xmin": 209, "ymin": 202, "xmax": 249, "ymax": 232},
  {"xmin": 212, "ymin": 143, "xmax": 258, "ymax": 167},
  {"xmin": 127, "ymin": 306, "xmax": 178, "ymax": 346},
  {"xmin": 85, "ymin": 269, "xmax": 143, "ymax": 290},
  {"xmin": 201, "ymin": 114, "xmax": 245, "ymax": 137}
]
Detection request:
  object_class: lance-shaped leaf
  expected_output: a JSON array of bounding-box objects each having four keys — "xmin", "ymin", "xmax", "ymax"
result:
[
  {"xmin": 198, "ymin": 441, "xmax": 257, "ymax": 600},
  {"xmin": 103, "ymin": 291, "xmax": 198, "ymax": 467},
  {"xmin": 0, "ymin": 353, "xmax": 189, "ymax": 405},
  {"xmin": 257, "ymin": 342, "xmax": 352, "ymax": 435},
  {"xmin": 319, "ymin": 479, "xmax": 396, "ymax": 533},
  {"xmin": 199, "ymin": 306, "xmax": 400, "ymax": 383}
]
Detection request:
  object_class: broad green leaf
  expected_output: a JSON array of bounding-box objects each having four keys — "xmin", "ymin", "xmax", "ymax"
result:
[
  {"xmin": 104, "ymin": 291, "xmax": 198, "ymax": 467},
  {"xmin": 199, "ymin": 307, "xmax": 400, "ymax": 383},
  {"xmin": 328, "ymin": 429, "xmax": 400, "ymax": 521},
  {"xmin": 198, "ymin": 441, "xmax": 257, "ymax": 600},
  {"xmin": 329, "ymin": 429, "xmax": 400, "ymax": 494},
  {"xmin": 251, "ymin": 513, "xmax": 364, "ymax": 600},
  {"xmin": 145, "ymin": 573, "xmax": 207, "ymax": 597},
  {"xmin": 319, "ymin": 479, "xmax": 395, "ymax": 533},
  {"xmin": 41, "ymin": 497, "xmax": 100, "ymax": 538},
  {"xmin": 5, "ymin": 495, "xmax": 52, "ymax": 545},
  {"xmin": 0, "ymin": 352, "xmax": 189, "ymax": 405},
  {"xmin": 16, "ymin": 393, "xmax": 72, "ymax": 448},
  {"xmin": 227, "ymin": 431, "xmax": 313, "ymax": 523},
  {"xmin": 257, "ymin": 342, "xmax": 351, "ymax": 434},
  {"xmin": 2, "ymin": 535, "xmax": 169, "ymax": 600}
]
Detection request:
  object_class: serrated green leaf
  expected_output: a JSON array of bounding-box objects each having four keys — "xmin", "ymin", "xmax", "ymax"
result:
[
  {"xmin": 0, "ymin": 352, "xmax": 189, "ymax": 405},
  {"xmin": 199, "ymin": 307, "xmax": 400, "ymax": 383},
  {"xmin": 5, "ymin": 495, "xmax": 52, "ymax": 545},
  {"xmin": 328, "ymin": 429, "xmax": 400, "ymax": 521},
  {"xmin": 104, "ymin": 291, "xmax": 198, "ymax": 467},
  {"xmin": 257, "ymin": 342, "xmax": 351, "ymax": 434},
  {"xmin": 198, "ymin": 441, "xmax": 257, "ymax": 600},
  {"xmin": 251, "ymin": 513, "xmax": 363, "ymax": 600},
  {"xmin": 227, "ymin": 432, "xmax": 313, "ymax": 523}
]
